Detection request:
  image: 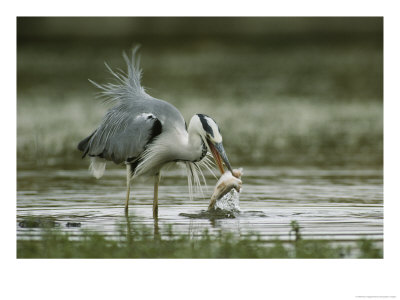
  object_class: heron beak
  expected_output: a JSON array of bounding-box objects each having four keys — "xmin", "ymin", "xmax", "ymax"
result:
[{"xmin": 207, "ymin": 140, "xmax": 233, "ymax": 175}]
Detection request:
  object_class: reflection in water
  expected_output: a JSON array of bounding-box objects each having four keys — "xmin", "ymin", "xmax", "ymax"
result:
[
  {"xmin": 124, "ymin": 210, "xmax": 160, "ymax": 241},
  {"xmin": 180, "ymin": 209, "xmax": 239, "ymax": 228},
  {"xmin": 153, "ymin": 216, "xmax": 160, "ymax": 240},
  {"xmin": 180, "ymin": 209, "xmax": 238, "ymax": 220},
  {"xmin": 17, "ymin": 166, "xmax": 383, "ymax": 247}
]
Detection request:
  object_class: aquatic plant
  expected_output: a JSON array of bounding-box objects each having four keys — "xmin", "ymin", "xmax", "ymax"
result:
[{"xmin": 17, "ymin": 223, "xmax": 382, "ymax": 259}]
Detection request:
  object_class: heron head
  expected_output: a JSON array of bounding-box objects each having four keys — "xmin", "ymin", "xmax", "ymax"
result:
[{"xmin": 191, "ymin": 114, "xmax": 233, "ymax": 175}]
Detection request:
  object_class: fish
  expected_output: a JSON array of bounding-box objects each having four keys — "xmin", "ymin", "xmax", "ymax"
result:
[{"xmin": 208, "ymin": 168, "xmax": 243, "ymax": 211}]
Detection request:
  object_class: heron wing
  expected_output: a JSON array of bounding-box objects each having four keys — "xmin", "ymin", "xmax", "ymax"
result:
[
  {"xmin": 78, "ymin": 48, "xmax": 187, "ymax": 166},
  {"xmin": 78, "ymin": 108, "xmax": 162, "ymax": 164}
]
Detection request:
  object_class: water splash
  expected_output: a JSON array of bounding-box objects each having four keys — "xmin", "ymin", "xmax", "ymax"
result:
[{"xmin": 212, "ymin": 188, "xmax": 241, "ymax": 212}]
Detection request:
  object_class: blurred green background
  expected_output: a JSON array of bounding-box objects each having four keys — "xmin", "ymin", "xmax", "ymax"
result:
[{"xmin": 17, "ymin": 17, "xmax": 383, "ymax": 169}]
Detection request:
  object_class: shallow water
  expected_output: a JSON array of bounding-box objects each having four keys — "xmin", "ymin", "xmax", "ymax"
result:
[{"xmin": 17, "ymin": 166, "xmax": 383, "ymax": 249}]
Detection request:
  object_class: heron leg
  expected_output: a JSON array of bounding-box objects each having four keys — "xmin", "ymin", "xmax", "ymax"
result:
[
  {"xmin": 153, "ymin": 172, "xmax": 160, "ymax": 219},
  {"xmin": 125, "ymin": 164, "xmax": 131, "ymax": 213}
]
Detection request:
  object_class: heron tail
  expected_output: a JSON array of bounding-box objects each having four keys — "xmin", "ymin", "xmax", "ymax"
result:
[{"xmin": 89, "ymin": 157, "xmax": 106, "ymax": 179}]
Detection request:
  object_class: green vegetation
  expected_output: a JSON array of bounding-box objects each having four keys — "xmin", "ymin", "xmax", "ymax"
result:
[
  {"xmin": 17, "ymin": 96, "xmax": 382, "ymax": 168},
  {"xmin": 17, "ymin": 222, "xmax": 382, "ymax": 259}
]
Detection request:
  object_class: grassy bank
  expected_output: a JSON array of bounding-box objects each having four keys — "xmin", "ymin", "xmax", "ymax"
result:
[
  {"xmin": 17, "ymin": 96, "xmax": 382, "ymax": 168},
  {"xmin": 17, "ymin": 224, "xmax": 382, "ymax": 259}
]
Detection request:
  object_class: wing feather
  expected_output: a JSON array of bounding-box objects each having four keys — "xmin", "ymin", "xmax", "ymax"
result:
[{"xmin": 79, "ymin": 110, "xmax": 162, "ymax": 164}]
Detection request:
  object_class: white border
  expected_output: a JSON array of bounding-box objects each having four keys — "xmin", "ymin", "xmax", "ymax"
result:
[{"xmin": 3, "ymin": 1, "xmax": 399, "ymax": 299}]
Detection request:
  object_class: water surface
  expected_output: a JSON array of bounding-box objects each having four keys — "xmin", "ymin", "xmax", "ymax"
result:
[{"xmin": 17, "ymin": 166, "xmax": 383, "ymax": 251}]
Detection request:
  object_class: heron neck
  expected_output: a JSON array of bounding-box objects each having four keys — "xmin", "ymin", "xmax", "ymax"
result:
[
  {"xmin": 181, "ymin": 130, "xmax": 204, "ymax": 162},
  {"xmin": 172, "ymin": 124, "xmax": 204, "ymax": 162}
]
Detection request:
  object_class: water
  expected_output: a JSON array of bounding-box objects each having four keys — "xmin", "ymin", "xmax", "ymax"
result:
[
  {"xmin": 17, "ymin": 166, "xmax": 383, "ymax": 249},
  {"xmin": 212, "ymin": 188, "xmax": 241, "ymax": 212}
]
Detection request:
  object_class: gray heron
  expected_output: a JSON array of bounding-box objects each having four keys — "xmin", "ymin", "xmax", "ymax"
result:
[{"xmin": 77, "ymin": 48, "xmax": 233, "ymax": 218}]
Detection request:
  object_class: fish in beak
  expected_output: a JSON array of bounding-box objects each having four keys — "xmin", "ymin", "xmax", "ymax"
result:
[{"xmin": 207, "ymin": 140, "xmax": 233, "ymax": 175}]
